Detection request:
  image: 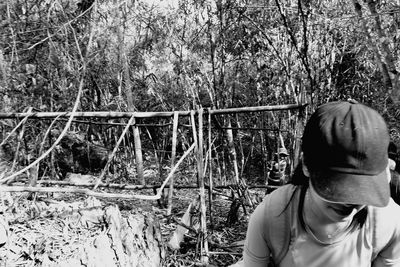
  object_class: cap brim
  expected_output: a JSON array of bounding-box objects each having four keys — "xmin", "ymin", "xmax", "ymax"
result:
[{"xmin": 311, "ymin": 168, "xmax": 390, "ymax": 207}]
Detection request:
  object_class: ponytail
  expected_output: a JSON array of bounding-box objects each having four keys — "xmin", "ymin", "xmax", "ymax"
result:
[{"xmin": 290, "ymin": 161, "xmax": 309, "ymax": 186}]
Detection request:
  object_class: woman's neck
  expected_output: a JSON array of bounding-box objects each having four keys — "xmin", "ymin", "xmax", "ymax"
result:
[
  {"xmin": 306, "ymin": 189, "xmax": 334, "ymax": 224},
  {"xmin": 303, "ymin": 188, "xmax": 352, "ymax": 242}
]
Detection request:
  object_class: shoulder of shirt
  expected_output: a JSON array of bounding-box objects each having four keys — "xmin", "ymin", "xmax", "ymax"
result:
[
  {"xmin": 369, "ymin": 198, "xmax": 400, "ymax": 219},
  {"xmin": 267, "ymin": 184, "xmax": 297, "ymax": 197},
  {"xmin": 261, "ymin": 184, "xmax": 299, "ymax": 218},
  {"xmin": 367, "ymin": 198, "xmax": 400, "ymax": 254},
  {"xmin": 253, "ymin": 184, "xmax": 298, "ymax": 230},
  {"xmin": 368, "ymin": 198, "xmax": 400, "ymax": 232}
]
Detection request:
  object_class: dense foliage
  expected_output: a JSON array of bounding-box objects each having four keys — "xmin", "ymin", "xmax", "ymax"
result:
[
  {"xmin": 1, "ymin": 0, "xmax": 399, "ymax": 110},
  {"xmin": 0, "ymin": 0, "xmax": 400, "ymax": 180}
]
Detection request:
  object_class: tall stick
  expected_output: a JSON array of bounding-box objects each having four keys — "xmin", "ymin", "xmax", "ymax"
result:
[
  {"xmin": 132, "ymin": 116, "xmax": 144, "ymax": 184},
  {"xmin": 197, "ymin": 109, "xmax": 209, "ymax": 264},
  {"xmin": 167, "ymin": 112, "xmax": 179, "ymax": 215},
  {"xmin": 190, "ymin": 111, "xmax": 199, "ymax": 183},
  {"xmin": 226, "ymin": 118, "xmax": 239, "ymax": 183},
  {"xmin": 208, "ymin": 109, "xmax": 214, "ymax": 231}
]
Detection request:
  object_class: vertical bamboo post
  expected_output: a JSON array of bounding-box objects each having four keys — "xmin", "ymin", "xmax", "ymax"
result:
[
  {"xmin": 214, "ymin": 146, "xmax": 223, "ymax": 185},
  {"xmin": 132, "ymin": 116, "xmax": 144, "ymax": 184},
  {"xmin": 197, "ymin": 109, "xmax": 209, "ymax": 264},
  {"xmin": 190, "ymin": 111, "xmax": 199, "ymax": 184},
  {"xmin": 167, "ymin": 111, "xmax": 179, "ymax": 215},
  {"xmin": 236, "ymin": 113, "xmax": 245, "ymax": 176},
  {"xmin": 293, "ymin": 106, "xmax": 306, "ymax": 171},
  {"xmin": 221, "ymin": 149, "xmax": 227, "ymax": 185},
  {"xmin": 226, "ymin": 118, "xmax": 240, "ymax": 183},
  {"xmin": 208, "ymin": 109, "xmax": 214, "ymax": 231},
  {"xmin": 260, "ymin": 115, "xmax": 267, "ymax": 184}
]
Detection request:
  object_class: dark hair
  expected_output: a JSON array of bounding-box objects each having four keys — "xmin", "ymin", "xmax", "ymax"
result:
[
  {"xmin": 391, "ymin": 170, "xmax": 400, "ymax": 205},
  {"xmin": 389, "ymin": 141, "xmax": 398, "ymax": 161},
  {"xmin": 278, "ymin": 161, "xmax": 309, "ymax": 215},
  {"xmin": 290, "ymin": 161, "xmax": 309, "ymax": 186}
]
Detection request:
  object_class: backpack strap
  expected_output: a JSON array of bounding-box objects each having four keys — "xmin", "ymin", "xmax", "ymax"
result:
[{"xmin": 264, "ymin": 185, "xmax": 298, "ymax": 265}]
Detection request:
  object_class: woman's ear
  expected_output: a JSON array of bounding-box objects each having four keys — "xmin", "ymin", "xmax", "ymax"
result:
[{"xmin": 301, "ymin": 155, "xmax": 310, "ymax": 177}]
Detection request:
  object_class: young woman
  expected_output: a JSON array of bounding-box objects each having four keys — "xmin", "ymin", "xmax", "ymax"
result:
[{"xmin": 243, "ymin": 101, "xmax": 400, "ymax": 267}]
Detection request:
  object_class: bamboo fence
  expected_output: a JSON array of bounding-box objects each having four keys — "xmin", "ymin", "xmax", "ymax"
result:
[{"xmin": 0, "ymin": 102, "xmax": 308, "ymax": 265}]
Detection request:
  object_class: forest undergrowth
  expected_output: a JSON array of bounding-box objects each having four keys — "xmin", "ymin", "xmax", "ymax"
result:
[{"xmin": 0, "ymin": 161, "xmax": 261, "ymax": 267}]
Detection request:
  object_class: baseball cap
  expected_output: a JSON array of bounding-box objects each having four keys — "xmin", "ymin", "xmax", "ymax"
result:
[{"xmin": 302, "ymin": 100, "xmax": 390, "ymax": 207}]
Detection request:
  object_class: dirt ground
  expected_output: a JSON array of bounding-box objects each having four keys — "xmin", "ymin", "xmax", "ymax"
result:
[{"xmin": 0, "ymin": 185, "xmax": 262, "ymax": 267}]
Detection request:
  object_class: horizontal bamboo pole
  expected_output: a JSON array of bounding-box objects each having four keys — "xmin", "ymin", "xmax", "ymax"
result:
[
  {"xmin": 52, "ymin": 118, "xmax": 175, "ymax": 127},
  {"xmin": 0, "ymin": 185, "xmax": 155, "ymax": 200},
  {"xmin": 0, "ymin": 184, "xmax": 277, "ymax": 199},
  {"xmin": 0, "ymin": 111, "xmax": 190, "ymax": 119},
  {"xmin": 220, "ymin": 126, "xmax": 289, "ymax": 132},
  {"xmin": 28, "ymin": 180, "xmax": 279, "ymax": 190},
  {"xmin": 208, "ymin": 103, "xmax": 308, "ymax": 115},
  {"xmin": 0, "ymin": 103, "xmax": 307, "ymax": 119}
]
